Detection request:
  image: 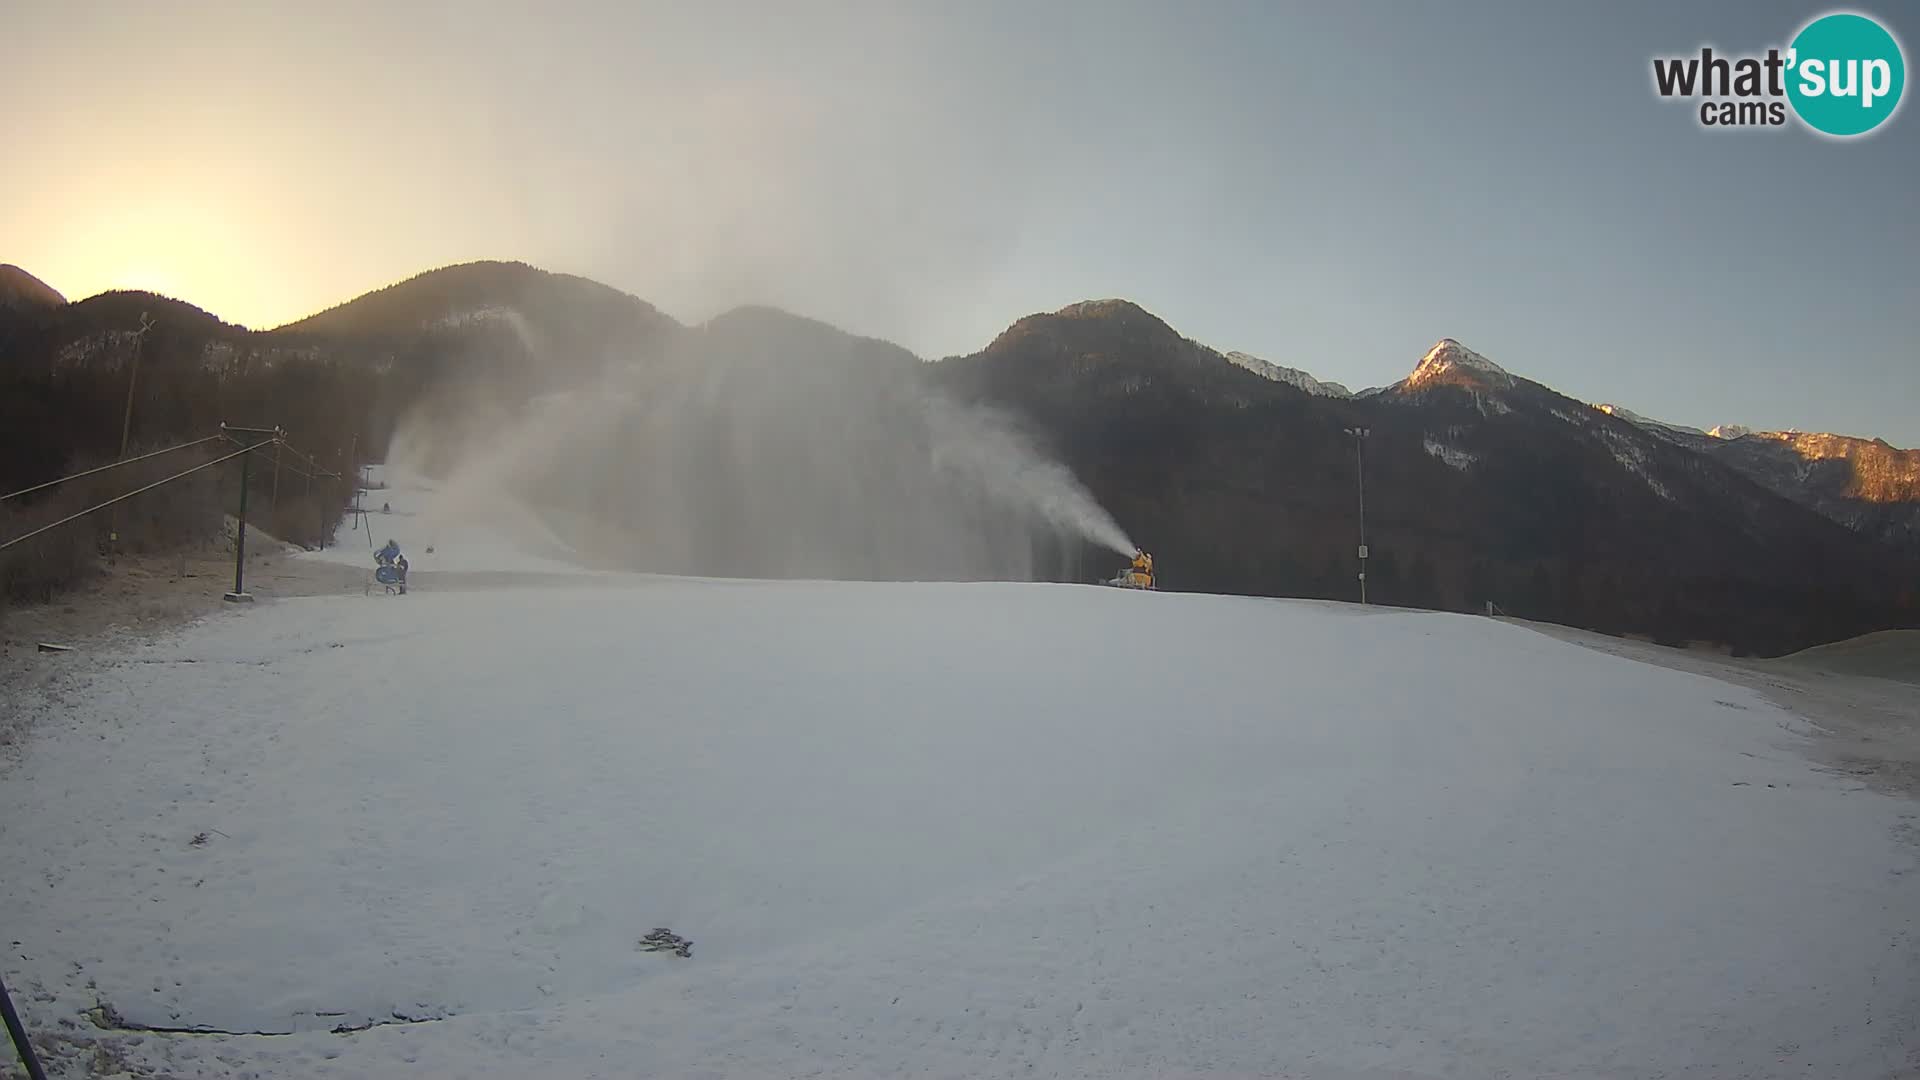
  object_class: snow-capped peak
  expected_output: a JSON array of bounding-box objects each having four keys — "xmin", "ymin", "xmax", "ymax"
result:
[
  {"xmin": 1222, "ymin": 351, "xmax": 1352, "ymax": 398},
  {"xmin": 1708, "ymin": 424, "xmax": 1752, "ymax": 440},
  {"xmin": 1405, "ymin": 338, "xmax": 1513, "ymax": 389}
]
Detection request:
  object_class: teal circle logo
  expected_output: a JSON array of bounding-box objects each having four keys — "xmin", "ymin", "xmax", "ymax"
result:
[{"xmin": 1787, "ymin": 12, "xmax": 1906, "ymax": 136}]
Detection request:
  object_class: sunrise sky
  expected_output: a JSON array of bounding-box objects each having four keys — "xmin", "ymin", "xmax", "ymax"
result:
[{"xmin": 3, "ymin": 1, "xmax": 1915, "ymax": 443}]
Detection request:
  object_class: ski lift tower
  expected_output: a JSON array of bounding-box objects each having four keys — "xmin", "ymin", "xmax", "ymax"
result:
[
  {"xmin": 346, "ymin": 491, "xmax": 372, "ymax": 543},
  {"xmin": 342, "ymin": 452, "xmax": 373, "ymax": 548}
]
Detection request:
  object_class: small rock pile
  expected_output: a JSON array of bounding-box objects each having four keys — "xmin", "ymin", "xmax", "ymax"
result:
[{"xmin": 638, "ymin": 927, "xmax": 692, "ymax": 958}]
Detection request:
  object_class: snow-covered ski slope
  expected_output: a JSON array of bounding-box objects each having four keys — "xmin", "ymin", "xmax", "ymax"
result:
[
  {"xmin": 4, "ymin": 569, "xmax": 1918, "ymax": 1078},
  {"xmin": 300, "ymin": 463, "xmax": 594, "ymax": 575}
]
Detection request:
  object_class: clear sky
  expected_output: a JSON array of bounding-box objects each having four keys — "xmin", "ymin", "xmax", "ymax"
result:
[{"xmin": 3, "ymin": 1, "xmax": 1915, "ymax": 443}]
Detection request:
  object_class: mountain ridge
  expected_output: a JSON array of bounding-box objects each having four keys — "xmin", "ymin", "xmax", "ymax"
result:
[
  {"xmin": 0, "ymin": 264, "xmax": 67, "ymax": 309},
  {"xmin": 7, "ymin": 261, "xmax": 1913, "ymax": 651},
  {"xmin": 937, "ymin": 301, "xmax": 1916, "ymax": 652}
]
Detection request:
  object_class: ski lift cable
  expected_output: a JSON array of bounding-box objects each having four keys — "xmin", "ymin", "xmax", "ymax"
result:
[
  {"xmin": 277, "ymin": 441, "xmax": 342, "ymax": 479},
  {"xmin": 273, "ymin": 459, "xmax": 317, "ymax": 482},
  {"xmin": 214, "ymin": 429, "xmax": 340, "ymax": 481},
  {"xmin": 0, "ymin": 434, "xmax": 226, "ymax": 504},
  {"xmin": 242, "ymin": 434, "xmax": 342, "ymax": 481},
  {"xmin": 0, "ymin": 442, "xmax": 261, "ymax": 553}
]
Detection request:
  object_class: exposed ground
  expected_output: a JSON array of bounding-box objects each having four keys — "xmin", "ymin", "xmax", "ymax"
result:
[
  {"xmin": 1786, "ymin": 629, "xmax": 1920, "ymax": 685},
  {"xmin": 1506, "ymin": 618, "xmax": 1920, "ymax": 800}
]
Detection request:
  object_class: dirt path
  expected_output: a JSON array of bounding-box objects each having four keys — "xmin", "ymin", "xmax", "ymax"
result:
[{"xmin": 1506, "ymin": 618, "xmax": 1920, "ymax": 799}]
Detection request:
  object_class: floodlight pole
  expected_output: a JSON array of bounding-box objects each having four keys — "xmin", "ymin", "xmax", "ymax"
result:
[{"xmin": 1344, "ymin": 426, "xmax": 1370, "ymax": 605}]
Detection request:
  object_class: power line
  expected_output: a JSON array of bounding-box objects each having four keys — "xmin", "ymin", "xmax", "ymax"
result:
[
  {"xmin": 0, "ymin": 442, "xmax": 260, "ymax": 553},
  {"xmin": 271, "ymin": 456, "xmax": 342, "ymax": 485},
  {"xmin": 0, "ymin": 434, "xmax": 226, "ymax": 504},
  {"xmin": 276, "ymin": 441, "xmax": 341, "ymax": 480},
  {"xmin": 214, "ymin": 428, "xmax": 341, "ymax": 482}
]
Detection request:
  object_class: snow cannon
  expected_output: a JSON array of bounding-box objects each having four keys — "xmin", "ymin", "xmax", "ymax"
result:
[{"xmin": 1108, "ymin": 549, "xmax": 1155, "ymax": 590}]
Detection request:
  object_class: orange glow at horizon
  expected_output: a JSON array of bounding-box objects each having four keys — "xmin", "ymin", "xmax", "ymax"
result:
[{"xmin": 26, "ymin": 187, "xmax": 311, "ymax": 327}]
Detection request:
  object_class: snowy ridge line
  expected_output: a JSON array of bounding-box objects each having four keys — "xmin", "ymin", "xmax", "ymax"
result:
[
  {"xmin": 1221, "ymin": 350, "xmax": 1353, "ymax": 398},
  {"xmin": 1595, "ymin": 402, "xmax": 1708, "ymax": 438}
]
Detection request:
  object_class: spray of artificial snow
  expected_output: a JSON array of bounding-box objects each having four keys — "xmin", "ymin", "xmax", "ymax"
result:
[
  {"xmin": 388, "ymin": 308, "xmax": 1135, "ymax": 579},
  {"xmin": 923, "ymin": 397, "xmax": 1135, "ymax": 557}
]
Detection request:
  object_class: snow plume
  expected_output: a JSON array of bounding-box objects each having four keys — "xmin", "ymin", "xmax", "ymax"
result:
[
  {"xmin": 922, "ymin": 398, "xmax": 1135, "ymax": 558},
  {"xmin": 386, "ymin": 308, "xmax": 1132, "ymax": 580}
]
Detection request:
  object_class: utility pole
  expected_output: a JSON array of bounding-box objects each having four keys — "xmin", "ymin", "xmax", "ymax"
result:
[
  {"xmin": 1343, "ymin": 426, "xmax": 1370, "ymax": 604},
  {"xmin": 107, "ymin": 312, "xmax": 156, "ymax": 558},
  {"xmin": 305, "ymin": 453, "xmax": 318, "ymax": 549},
  {"xmin": 119, "ymin": 312, "xmax": 154, "ymax": 460},
  {"xmin": 222, "ymin": 424, "xmax": 282, "ymax": 603},
  {"xmin": 230, "ymin": 441, "xmax": 254, "ymax": 602}
]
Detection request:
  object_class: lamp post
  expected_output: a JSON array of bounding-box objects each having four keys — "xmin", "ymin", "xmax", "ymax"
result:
[{"xmin": 1343, "ymin": 426, "xmax": 1370, "ymax": 604}]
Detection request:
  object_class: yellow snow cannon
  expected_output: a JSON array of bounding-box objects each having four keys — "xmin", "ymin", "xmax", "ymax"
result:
[{"xmin": 1108, "ymin": 549, "xmax": 1155, "ymax": 590}]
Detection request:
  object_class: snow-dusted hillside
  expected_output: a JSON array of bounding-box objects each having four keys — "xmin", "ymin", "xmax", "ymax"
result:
[
  {"xmin": 3, "ymin": 538, "xmax": 1917, "ymax": 1076},
  {"xmin": 1222, "ymin": 350, "xmax": 1353, "ymax": 398},
  {"xmin": 1588, "ymin": 406, "xmax": 1920, "ymax": 548},
  {"xmin": 1595, "ymin": 402, "xmax": 1709, "ymax": 439}
]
